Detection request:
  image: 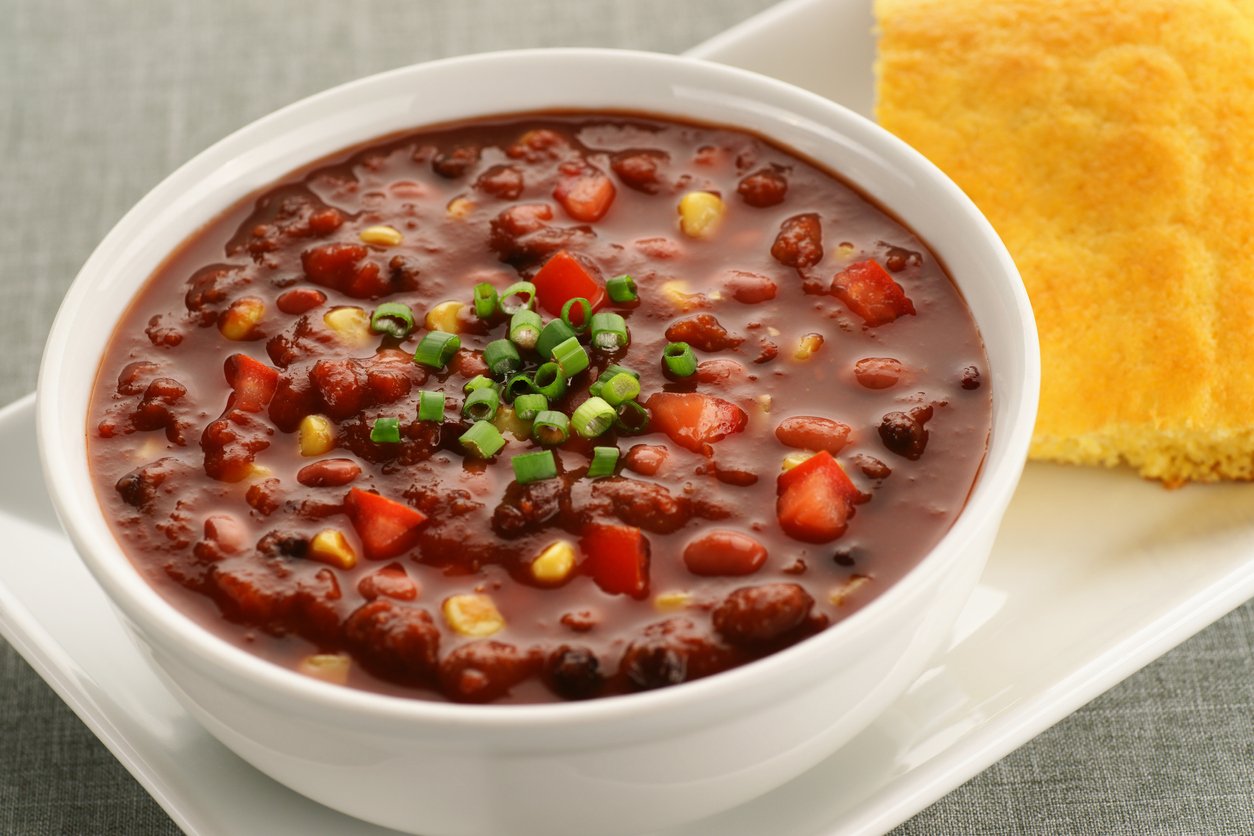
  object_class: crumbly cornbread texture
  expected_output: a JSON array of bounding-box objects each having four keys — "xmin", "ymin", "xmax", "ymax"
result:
[{"xmin": 875, "ymin": 0, "xmax": 1254, "ymax": 484}]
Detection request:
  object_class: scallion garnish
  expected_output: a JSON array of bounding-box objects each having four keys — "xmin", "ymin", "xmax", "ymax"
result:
[
  {"xmin": 473, "ymin": 282, "xmax": 499, "ymax": 319},
  {"xmin": 572, "ymin": 396, "xmax": 615, "ymax": 438},
  {"xmin": 512, "ymin": 392, "xmax": 548, "ymax": 421},
  {"xmin": 599, "ymin": 372, "xmax": 641, "ymax": 407},
  {"xmin": 512, "ymin": 450, "xmax": 558, "ymax": 484},
  {"xmin": 587, "ymin": 446, "xmax": 620, "ymax": 478},
  {"xmin": 535, "ymin": 319, "xmax": 577, "ymax": 360},
  {"xmin": 483, "ymin": 339, "xmax": 521, "ymax": 378},
  {"xmin": 459, "ymin": 420, "xmax": 506, "ymax": 459},
  {"xmin": 503, "ymin": 373, "xmax": 534, "ymax": 403},
  {"xmin": 531, "ymin": 363, "xmax": 568, "ymax": 401},
  {"xmin": 370, "ymin": 416, "xmax": 401, "ymax": 443},
  {"xmin": 560, "ymin": 297, "xmax": 592, "ymax": 333},
  {"xmin": 414, "ymin": 330, "xmax": 461, "ymax": 369},
  {"xmin": 614, "ymin": 400, "xmax": 650, "ymax": 434},
  {"xmin": 589, "ymin": 364, "xmax": 639, "ymax": 398},
  {"xmin": 532, "ymin": 410, "xmax": 570, "ymax": 446},
  {"xmin": 509, "ymin": 309, "xmax": 543, "ymax": 350},
  {"xmin": 370, "ymin": 302, "xmax": 416, "ymax": 340},
  {"xmin": 417, "ymin": 390, "xmax": 445, "ymax": 422},
  {"xmin": 590, "ymin": 312, "xmax": 628, "ymax": 350},
  {"xmin": 463, "ymin": 375, "xmax": 496, "ymax": 393},
  {"xmin": 499, "ymin": 281, "xmax": 537, "ymax": 315},
  {"xmin": 551, "ymin": 336, "xmax": 590, "ymax": 377},
  {"xmin": 606, "ymin": 274, "xmax": 638, "ymax": 304},
  {"xmin": 463, "ymin": 387, "xmax": 501, "ymax": 422},
  {"xmin": 662, "ymin": 341, "xmax": 697, "ymax": 377}
]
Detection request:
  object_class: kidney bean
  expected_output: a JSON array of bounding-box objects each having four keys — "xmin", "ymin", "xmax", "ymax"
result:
[
  {"xmin": 438, "ymin": 640, "xmax": 536, "ymax": 703},
  {"xmin": 770, "ymin": 213, "xmax": 823, "ymax": 268},
  {"xmin": 695, "ymin": 358, "xmax": 747, "ymax": 385},
  {"xmin": 961, "ymin": 365, "xmax": 982, "ymax": 390},
  {"xmin": 431, "ymin": 145, "xmax": 479, "ymax": 178},
  {"xmin": 345, "ymin": 600, "xmax": 441, "ymax": 684},
  {"xmin": 506, "ymin": 129, "xmax": 568, "ymax": 162},
  {"xmin": 474, "ymin": 164, "xmax": 525, "ymax": 200},
  {"xmin": 588, "ymin": 477, "xmax": 692, "ymax": 534},
  {"xmin": 664, "ymin": 314, "xmax": 742, "ymax": 352},
  {"xmin": 116, "ymin": 360, "xmax": 161, "ymax": 395},
  {"xmin": 712, "ymin": 583, "xmax": 814, "ymax": 646},
  {"xmin": 307, "ymin": 207, "xmax": 343, "ymax": 236},
  {"xmin": 276, "ymin": 288, "xmax": 327, "ymax": 315},
  {"xmin": 560, "ymin": 610, "xmax": 599, "ymax": 633},
  {"xmin": 854, "ymin": 357, "xmax": 904, "ymax": 389},
  {"xmin": 852, "ymin": 453, "xmax": 892, "ymax": 480},
  {"xmin": 774, "ymin": 416, "xmax": 851, "ymax": 455},
  {"xmin": 737, "ymin": 167, "xmax": 788, "ymax": 207},
  {"xmin": 545, "ymin": 645, "xmax": 604, "ymax": 700},
  {"xmin": 297, "ymin": 458, "xmax": 361, "ymax": 488},
  {"xmin": 114, "ymin": 457, "xmax": 190, "ymax": 510},
  {"xmin": 611, "ymin": 149, "xmax": 670, "ymax": 194},
  {"xmin": 624, "ymin": 444, "xmax": 669, "ymax": 476},
  {"xmin": 268, "ymin": 367, "xmax": 320, "ymax": 433},
  {"xmin": 357, "ymin": 562, "xmax": 419, "ymax": 602},
  {"xmin": 724, "ymin": 271, "xmax": 777, "ymax": 303},
  {"xmin": 310, "ymin": 359, "xmax": 369, "ymax": 420},
  {"xmin": 683, "ymin": 530, "xmax": 767, "ymax": 577},
  {"xmin": 184, "ymin": 264, "xmax": 248, "ymax": 326},
  {"xmin": 878, "ymin": 411, "xmax": 928, "ymax": 460},
  {"xmin": 620, "ymin": 618, "xmax": 733, "ymax": 690}
]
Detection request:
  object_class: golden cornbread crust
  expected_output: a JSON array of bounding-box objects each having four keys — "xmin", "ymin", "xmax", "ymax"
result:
[{"xmin": 875, "ymin": 0, "xmax": 1254, "ymax": 484}]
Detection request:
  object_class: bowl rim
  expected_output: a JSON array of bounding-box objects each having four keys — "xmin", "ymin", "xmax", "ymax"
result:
[{"xmin": 36, "ymin": 47, "xmax": 1040, "ymax": 730}]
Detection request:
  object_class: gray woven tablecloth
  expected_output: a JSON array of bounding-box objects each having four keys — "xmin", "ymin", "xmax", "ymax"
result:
[{"xmin": 2, "ymin": 1, "xmax": 1251, "ymax": 833}]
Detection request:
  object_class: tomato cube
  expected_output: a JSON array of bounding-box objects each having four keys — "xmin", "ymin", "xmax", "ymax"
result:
[
  {"xmin": 832, "ymin": 259, "xmax": 916, "ymax": 326},
  {"xmin": 223, "ymin": 353, "xmax": 279, "ymax": 413},
  {"xmin": 645, "ymin": 392, "xmax": 748, "ymax": 453},
  {"xmin": 532, "ymin": 250, "xmax": 606, "ymax": 320},
  {"xmin": 344, "ymin": 488, "xmax": 427, "ymax": 560},
  {"xmin": 581, "ymin": 523, "xmax": 650, "ymax": 598},
  {"xmin": 553, "ymin": 166, "xmax": 616, "ymax": 223},
  {"xmin": 776, "ymin": 451, "xmax": 860, "ymax": 543}
]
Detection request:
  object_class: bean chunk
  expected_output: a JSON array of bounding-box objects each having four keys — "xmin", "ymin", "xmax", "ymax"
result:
[{"xmin": 713, "ymin": 583, "xmax": 814, "ymax": 646}]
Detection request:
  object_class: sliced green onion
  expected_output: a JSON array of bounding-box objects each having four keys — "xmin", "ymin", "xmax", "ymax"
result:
[
  {"xmin": 502, "ymin": 373, "xmax": 534, "ymax": 403},
  {"xmin": 508, "ymin": 309, "xmax": 543, "ymax": 350},
  {"xmin": 560, "ymin": 297, "xmax": 592, "ymax": 333},
  {"xmin": 614, "ymin": 400, "xmax": 651, "ymax": 434},
  {"xmin": 599, "ymin": 372, "xmax": 641, "ymax": 407},
  {"xmin": 370, "ymin": 302, "xmax": 416, "ymax": 339},
  {"xmin": 513, "ymin": 393, "xmax": 548, "ymax": 421},
  {"xmin": 531, "ymin": 363, "xmax": 568, "ymax": 401},
  {"xmin": 499, "ymin": 281, "xmax": 537, "ymax": 315},
  {"xmin": 459, "ymin": 420, "xmax": 506, "ymax": 459},
  {"xmin": 532, "ymin": 410, "xmax": 570, "ymax": 446},
  {"xmin": 589, "ymin": 364, "xmax": 639, "ymax": 398},
  {"xmin": 663, "ymin": 341, "xmax": 697, "ymax": 377},
  {"xmin": 483, "ymin": 339, "xmax": 521, "ymax": 378},
  {"xmin": 551, "ymin": 336, "xmax": 590, "ymax": 378},
  {"xmin": 512, "ymin": 450, "xmax": 558, "ymax": 484},
  {"xmin": 463, "ymin": 375, "xmax": 496, "ymax": 393},
  {"xmin": 587, "ymin": 446, "xmax": 620, "ymax": 478},
  {"xmin": 417, "ymin": 390, "xmax": 445, "ymax": 422},
  {"xmin": 590, "ymin": 312, "xmax": 628, "ymax": 351},
  {"xmin": 463, "ymin": 387, "xmax": 500, "ymax": 422},
  {"xmin": 472, "ymin": 282, "xmax": 499, "ymax": 319},
  {"xmin": 414, "ymin": 331, "xmax": 461, "ymax": 369},
  {"xmin": 606, "ymin": 275, "xmax": 638, "ymax": 304},
  {"xmin": 572, "ymin": 396, "xmax": 615, "ymax": 438},
  {"xmin": 535, "ymin": 319, "xmax": 577, "ymax": 360},
  {"xmin": 370, "ymin": 416, "xmax": 401, "ymax": 443}
]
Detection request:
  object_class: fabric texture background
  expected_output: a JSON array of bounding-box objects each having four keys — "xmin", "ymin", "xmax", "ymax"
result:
[{"xmin": 1, "ymin": 1, "xmax": 1250, "ymax": 833}]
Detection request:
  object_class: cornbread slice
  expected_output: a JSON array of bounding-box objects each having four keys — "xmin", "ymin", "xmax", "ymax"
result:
[{"xmin": 875, "ymin": 0, "xmax": 1254, "ymax": 484}]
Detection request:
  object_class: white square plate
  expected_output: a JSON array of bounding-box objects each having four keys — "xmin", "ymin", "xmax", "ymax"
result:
[{"xmin": 2, "ymin": 2, "xmax": 1253, "ymax": 833}]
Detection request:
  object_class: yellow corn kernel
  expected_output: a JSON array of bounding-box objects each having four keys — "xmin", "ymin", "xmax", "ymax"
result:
[
  {"xmin": 837, "ymin": 242, "xmax": 857, "ymax": 258},
  {"xmin": 323, "ymin": 306, "xmax": 372, "ymax": 346},
  {"xmin": 442, "ymin": 593, "xmax": 505, "ymax": 637},
  {"xmin": 493, "ymin": 404, "xmax": 531, "ymax": 441},
  {"xmin": 298, "ymin": 653, "xmax": 351, "ymax": 685},
  {"xmin": 653, "ymin": 591, "xmax": 692, "ymax": 612},
  {"xmin": 530, "ymin": 540, "xmax": 576, "ymax": 585},
  {"xmin": 247, "ymin": 463, "xmax": 272, "ymax": 479},
  {"xmin": 446, "ymin": 196, "xmax": 476, "ymax": 219},
  {"xmin": 830, "ymin": 575, "xmax": 872, "ymax": 607},
  {"xmin": 781, "ymin": 451, "xmax": 815, "ymax": 472},
  {"xmin": 424, "ymin": 300, "xmax": 465, "ymax": 334},
  {"xmin": 298, "ymin": 414, "xmax": 335, "ymax": 457},
  {"xmin": 766, "ymin": 326, "xmax": 781, "ymax": 337},
  {"xmin": 219, "ymin": 297, "xmax": 265, "ymax": 341},
  {"xmin": 660, "ymin": 279, "xmax": 707, "ymax": 312},
  {"xmin": 309, "ymin": 528, "xmax": 357, "ymax": 570},
  {"xmin": 677, "ymin": 191, "xmax": 726, "ymax": 239},
  {"xmin": 359, "ymin": 224, "xmax": 403, "ymax": 247},
  {"xmin": 756, "ymin": 394, "xmax": 773, "ymax": 413},
  {"xmin": 794, "ymin": 333, "xmax": 825, "ymax": 361}
]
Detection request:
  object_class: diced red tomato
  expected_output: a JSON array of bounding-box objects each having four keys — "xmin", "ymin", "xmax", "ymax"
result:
[
  {"xmin": 776, "ymin": 451, "xmax": 860, "ymax": 543},
  {"xmin": 553, "ymin": 166, "xmax": 616, "ymax": 223},
  {"xmin": 223, "ymin": 353, "xmax": 278, "ymax": 413},
  {"xmin": 301, "ymin": 243, "xmax": 388, "ymax": 299},
  {"xmin": 831, "ymin": 260, "xmax": 916, "ymax": 326},
  {"xmin": 581, "ymin": 523, "xmax": 650, "ymax": 598},
  {"xmin": 645, "ymin": 392, "xmax": 748, "ymax": 453},
  {"xmin": 532, "ymin": 250, "xmax": 606, "ymax": 321},
  {"xmin": 344, "ymin": 488, "xmax": 427, "ymax": 560}
]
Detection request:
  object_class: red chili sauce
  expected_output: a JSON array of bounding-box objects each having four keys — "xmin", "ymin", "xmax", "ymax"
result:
[{"xmin": 88, "ymin": 114, "xmax": 992, "ymax": 704}]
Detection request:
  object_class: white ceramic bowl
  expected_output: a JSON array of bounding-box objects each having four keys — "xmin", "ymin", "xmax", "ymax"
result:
[{"xmin": 37, "ymin": 49, "xmax": 1038, "ymax": 836}]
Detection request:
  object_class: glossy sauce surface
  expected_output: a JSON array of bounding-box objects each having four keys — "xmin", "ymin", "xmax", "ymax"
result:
[{"xmin": 88, "ymin": 114, "xmax": 991, "ymax": 703}]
